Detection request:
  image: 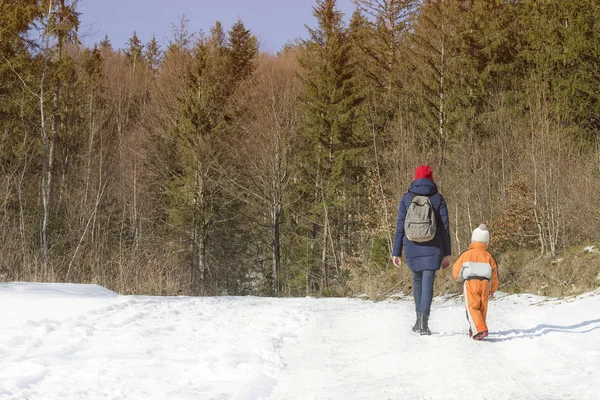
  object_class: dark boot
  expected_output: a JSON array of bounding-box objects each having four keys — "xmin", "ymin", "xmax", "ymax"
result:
[
  {"xmin": 472, "ymin": 330, "xmax": 488, "ymax": 340},
  {"xmin": 412, "ymin": 312, "xmax": 422, "ymax": 333},
  {"xmin": 420, "ymin": 311, "xmax": 431, "ymax": 335}
]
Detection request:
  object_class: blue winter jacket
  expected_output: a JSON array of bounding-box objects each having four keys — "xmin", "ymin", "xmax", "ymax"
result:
[{"xmin": 392, "ymin": 178, "xmax": 451, "ymax": 271}]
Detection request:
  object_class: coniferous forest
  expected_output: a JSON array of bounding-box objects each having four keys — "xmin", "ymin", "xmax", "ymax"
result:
[{"xmin": 2, "ymin": 0, "xmax": 600, "ymax": 297}]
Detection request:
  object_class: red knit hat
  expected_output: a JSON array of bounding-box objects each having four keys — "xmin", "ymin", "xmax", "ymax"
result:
[{"xmin": 414, "ymin": 165, "xmax": 433, "ymax": 181}]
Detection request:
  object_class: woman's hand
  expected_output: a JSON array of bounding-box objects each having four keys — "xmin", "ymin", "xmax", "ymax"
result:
[
  {"xmin": 441, "ymin": 255, "xmax": 451, "ymax": 269},
  {"xmin": 393, "ymin": 256, "xmax": 402, "ymax": 268}
]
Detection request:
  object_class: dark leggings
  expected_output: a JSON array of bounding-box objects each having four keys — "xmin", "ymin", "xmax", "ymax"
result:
[{"xmin": 412, "ymin": 270, "xmax": 436, "ymax": 313}]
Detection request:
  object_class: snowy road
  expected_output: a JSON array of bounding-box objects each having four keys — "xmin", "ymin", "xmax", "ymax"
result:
[{"xmin": 1, "ymin": 283, "xmax": 599, "ymax": 399}]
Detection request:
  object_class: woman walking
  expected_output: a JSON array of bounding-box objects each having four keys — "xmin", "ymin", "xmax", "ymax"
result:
[{"xmin": 392, "ymin": 165, "xmax": 451, "ymax": 335}]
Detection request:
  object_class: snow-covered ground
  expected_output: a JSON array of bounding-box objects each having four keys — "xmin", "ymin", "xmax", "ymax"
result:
[{"xmin": 1, "ymin": 283, "xmax": 599, "ymax": 400}]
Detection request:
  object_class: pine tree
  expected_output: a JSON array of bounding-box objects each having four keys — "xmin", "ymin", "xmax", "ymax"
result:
[
  {"xmin": 408, "ymin": 0, "xmax": 463, "ymax": 180},
  {"xmin": 0, "ymin": 0, "xmax": 42, "ymax": 123},
  {"xmin": 125, "ymin": 31, "xmax": 144, "ymax": 67},
  {"xmin": 298, "ymin": 0, "xmax": 366, "ymax": 293},
  {"xmin": 227, "ymin": 19, "xmax": 258, "ymax": 84},
  {"xmin": 0, "ymin": 0, "xmax": 43, "ymax": 276},
  {"xmin": 38, "ymin": 0, "xmax": 80, "ymax": 275},
  {"xmin": 0, "ymin": 0, "xmax": 42, "ymax": 56},
  {"xmin": 517, "ymin": 0, "xmax": 600, "ymax": 136},
  {"xmin": 353, "ymin": 0, "xmax": 418, "ymax": 93},
  {"xmin": 457, "ymin": 0, "xmax": 519, "ymax": 96},
  {"xmin": 165, "ymin": 21, "xmax": 237, "ymax": 294},
  {"xmin": 144, "ymin": 35, "xmax": 163, "ymax": 75},
  {"xmin": 99, "ymin": 34, "xmax": 112, "ymax": 49}
]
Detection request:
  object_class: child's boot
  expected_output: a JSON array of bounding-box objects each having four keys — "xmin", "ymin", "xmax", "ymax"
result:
[{"xmin": 472, "ymin": 330, "xmax": 488, "ymax": 340}]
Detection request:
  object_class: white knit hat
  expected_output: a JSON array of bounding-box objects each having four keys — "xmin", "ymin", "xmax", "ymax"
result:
[{"xmin": 471, "ymin": 224, "xmax": 490, "ymax": 245}]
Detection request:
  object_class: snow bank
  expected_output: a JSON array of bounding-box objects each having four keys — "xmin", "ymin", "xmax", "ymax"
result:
[{"xmin": 0, "ymin": 282, "xmax": 117, "ymax": 298}]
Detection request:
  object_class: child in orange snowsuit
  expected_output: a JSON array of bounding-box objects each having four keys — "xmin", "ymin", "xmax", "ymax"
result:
[{"xmin": 452, "ymin": 224, "xmax": 499, "ymax": 340}]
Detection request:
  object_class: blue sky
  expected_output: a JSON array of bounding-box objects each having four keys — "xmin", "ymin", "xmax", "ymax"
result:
[{"xmin": 77, "ymin": 0, "xmax": 357, "ymax": 53}]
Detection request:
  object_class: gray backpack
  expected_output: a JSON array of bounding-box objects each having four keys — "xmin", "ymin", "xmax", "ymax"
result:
[{"xmin": 404, "ymin": 193, "xmax": 436, "ymax": 242}]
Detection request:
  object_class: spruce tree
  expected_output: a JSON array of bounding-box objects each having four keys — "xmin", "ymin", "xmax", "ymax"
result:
[
  {"xmin": 298, "ymin": 0, "xmax": 366, "ymax": 293},
  {"xmin": 517, "ymin": 0, "xmax": 600, "ymax": 136},
  {"xmin": 40, "ymin": 0, "xmax": 80, "ymax": 275},
  {"xmin": 144, "ymin": 35, "xmax": 163, "ymax": 75},
  {"xmin": 227, "ymin": 19, "xmax": 258, "ymax": 84},
  {"xmin": 125, "ymin": 31, "xmax": 144, "ymax": 67},
  {"xmin": 99, "ymin": 34, "xmax": 112, "ymax": 50},
  {"xmin": 165, "ymin": 21, "xmax": 255, "ymax": 294},
  {"xmin": 408, "ymin": 0, "xmax": 463, "ymax": 178},
  {"xmin": 353, "ymin": 0, "xmax": 418, "ymax": 94}
]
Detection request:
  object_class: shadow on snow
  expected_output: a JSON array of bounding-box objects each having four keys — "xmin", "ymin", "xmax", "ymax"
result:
[{"xmin": 486, "ymin": 319, "xmax": 600, "ymax": 342}]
